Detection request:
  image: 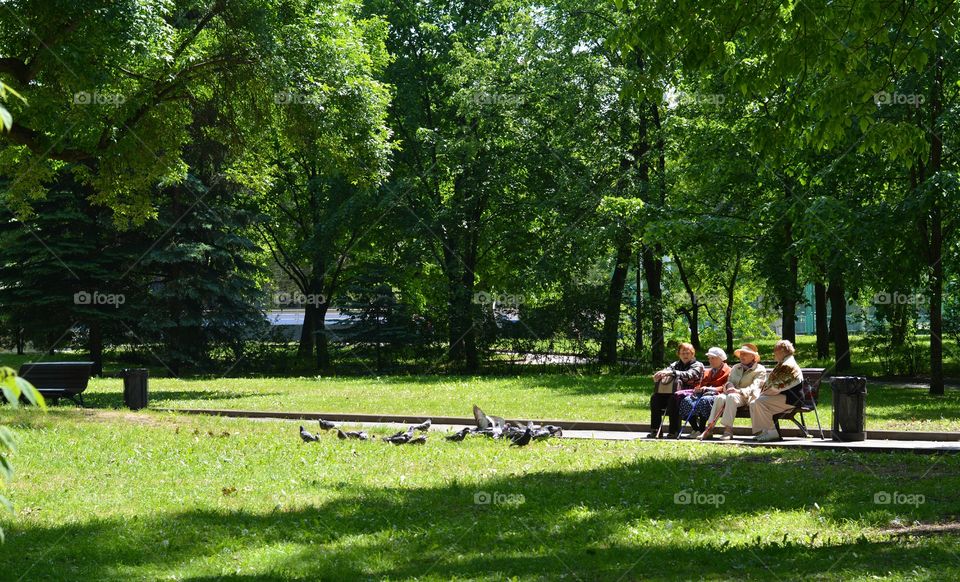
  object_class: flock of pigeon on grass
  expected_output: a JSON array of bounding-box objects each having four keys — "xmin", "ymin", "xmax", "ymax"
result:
[{"xmin": 298, "ymin": 405, "xmax": 563, "ymax": 447}]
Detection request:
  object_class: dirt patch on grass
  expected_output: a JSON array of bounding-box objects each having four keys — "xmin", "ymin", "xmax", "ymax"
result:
[{"xmin": 76, "ymin": 408, "xmax": 178, "ymax": 428}]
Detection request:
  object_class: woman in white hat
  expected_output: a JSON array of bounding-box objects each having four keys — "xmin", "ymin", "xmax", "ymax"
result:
[
  {"xmin": 699, "ymin": 343, "xmax": 767, "ymax": 440},
  {"xmin": 677, "ymin": 347, "xmax": 731, "ymax": 437}
]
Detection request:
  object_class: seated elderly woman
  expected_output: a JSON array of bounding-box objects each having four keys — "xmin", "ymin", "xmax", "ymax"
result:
[
  {"xmin": 699, "ymin": 343, "xmax": 766, "ymax": 440},
  {"xmin": 647, "ymin": 342, "xmax": 704, "ymax": 438},
  {"xmin": 749, "ymin": 339, "xmax": 804, "ymax": 442},
  {"xmin": 677, "ymin": 347, "xmax": 731, "ymax": 437}
]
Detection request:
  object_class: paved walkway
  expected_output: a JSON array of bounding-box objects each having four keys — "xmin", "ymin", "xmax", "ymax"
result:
[{"xmin": 161, "ymin": 407, "xmax": 960, "ymax": 454}]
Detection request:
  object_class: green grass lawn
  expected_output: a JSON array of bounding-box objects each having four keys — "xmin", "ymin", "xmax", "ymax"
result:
[
  {"xmin": 63, "ymin": 373, "xmax": 960, "ymax": 433},
  {"xmin": 1, "ymin": 408, "xmax": 959, "ymax": 580}
]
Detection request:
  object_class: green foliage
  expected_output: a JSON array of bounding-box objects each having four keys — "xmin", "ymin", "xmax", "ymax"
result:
[{"xmin": 0, "ymin": 366, "xmax": 43, "ymax": 543}]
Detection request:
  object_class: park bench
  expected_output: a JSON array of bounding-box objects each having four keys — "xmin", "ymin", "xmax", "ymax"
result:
[
  {"xmin": 733, "ymin": 367, "xmax": 827, "ymax": 438},
  {"xmin": 13, "ymin": 361, "xmax": 94, "ymax": 406}
]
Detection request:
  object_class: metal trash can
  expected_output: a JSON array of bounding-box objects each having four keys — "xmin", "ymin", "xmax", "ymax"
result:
[
  {"xmin": 122, "ymin": 368, "xmax": 149, "ymax": 410},
  {"xmin": 831, "ymin": 376, "xmax": 866, "ymax": 442}
]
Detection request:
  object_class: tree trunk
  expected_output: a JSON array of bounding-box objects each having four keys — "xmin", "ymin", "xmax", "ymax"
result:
[
  {"xmin": 88, "ymin": 320, "xmax": 103, "ymax": 377},
  {"xmin": 314, "ymin": 302, "xmax": 330, "ymax": 371},
  {"xmin": 673, "ymin": 255, "xmax": 700, "ymax": 351},
  {"xmin": 599, "ymin": 238, "xmax": 631, "ymax": 364},
  {"xmin": 298, "ymin": 303, "xmax": 315, "ymax": 357},
  {"xmin": 815, "ymin": 281, "xmax": 830, "ymax": 359},
  {"xmin": 723, "ymin": 252, "xmax": 741, "ymax": 355},
  {"xmin": 828, "ymin": 276, "xmax": 851, "ymax": 372},
  {"xmin": 642, "ymin": 244, "xmax": 665, "ymax": 366},
  {"xmin": 462, "ymin": 249, "xmax": 479, "ymax": 372},
  {"xmin": 635, "ymin": 253, "xmax": 644, "ymax": 356},
  {"xmin": 927, "ymin": 40, "xmax": 945, "ymax": 395},
  {"xmin": 445, "ymin": 242, "xmax": 480, "ymax": 372},
  {"xmin": 781, "ymin": 243, "xmax": 798, "ymax": 343},
  {"xmin": 780, "ymin": 182, "xmax": 798, "ymax": 343}
]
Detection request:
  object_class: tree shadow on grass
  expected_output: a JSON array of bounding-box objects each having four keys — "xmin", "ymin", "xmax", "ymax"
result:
[
  {"xmin": 78, "ymin": 389, "xmax": 285, "ymax": 409},
  {"xmin": 4, "ymin": 449, "xmax": 960, "ymax": 580},
  {"xmin": 372, "ymin": 373, "xmax": 652, "ymax": 395}
]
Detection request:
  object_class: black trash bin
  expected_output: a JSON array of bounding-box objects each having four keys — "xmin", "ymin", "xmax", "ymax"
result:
[
  {"xmin": 122, "ymin": 368, "xmax": 149, "ymax": 410},
  {"xmin": 831, "ymin": 376, "xmax": 866, "ymax": 442}
]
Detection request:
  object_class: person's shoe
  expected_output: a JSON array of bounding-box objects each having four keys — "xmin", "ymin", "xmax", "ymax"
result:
[
  {"xmin": 754, "ymin": 430, "xmax": 782, "ymax": 443},
  {"xmin": 719, "ymin": 430, "xmax": 734, "ymax": 441},
  {"xmin": 698, "ymin": 430, "xmax": 714, "ymax": 441},
  {"xmin": 689, "ymin": 430, "xmax": 701, "ymax": 439},
  {"xmin": 645, "ymin": 431, "xmax": 660, "ymax": 439},
  {"xmin": 665, "ymin": 433, "xmax": 679, "ymax": 439}
]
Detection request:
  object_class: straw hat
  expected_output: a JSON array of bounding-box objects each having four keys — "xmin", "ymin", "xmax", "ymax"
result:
[{"xmin": 733, "ymin": 343, "xmax": 760, "ymax": 359}]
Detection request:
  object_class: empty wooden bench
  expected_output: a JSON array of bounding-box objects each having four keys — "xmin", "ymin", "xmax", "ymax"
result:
[
  {"xmin": 734, "ymin": 367, "xmax": 827, "ymax": 438},
  {"xmin": 14, "ymin": 362, "xmax": 94, "ymax": 406}
]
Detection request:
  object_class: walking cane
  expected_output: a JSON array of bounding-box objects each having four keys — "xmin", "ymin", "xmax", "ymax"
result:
[
  {"xmin": 653, "ymin": 375, "xmax": 672, "ymax": 438},
  {"xmin": 655, "ymin": 407, "xmax": 668, "ymax": 438},
  {"xmin": 804, "ymin": 383, "xmax": 826, "ymax": 440},
  {"xmin": 677, "ymin": 393, "xmax": 703, "ymax": 439},
  {"xmin": 701, "ymin": 398, "xmax": 726, "ymax": 437}
]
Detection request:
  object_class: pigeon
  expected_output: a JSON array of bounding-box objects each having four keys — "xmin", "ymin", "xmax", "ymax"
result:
[
  {"xmin": 510, "ymin": 427, "xmax": 533, "ymax": 447},
  {"xmin": 445, "ymin": 427, "xmax": 471, "ymax": 442},
  {"xmin": 338, "ymin": 429, "xmax": 370, "ymax": 441},
  {"xmin": 411, "ymin": 419, "xmax": 431, "ymax": 432},
  {"xmin": 545, "ymin": 425, "xmax": 563, "ymax": 437},
  {"xmin": 382, "ymin": 426, "xmax": 415, "ymax": 445},
  {"xmin": 473, "ymin": 405, "xmax": 492, "ymax": 429},
  {"xmin": 407, "ymin": 435, "xmax": 427, "ymax": 445},
  {"xmin": 503, "ymin": 426, "xmax": 525, "ymax": 440},
  {"xmin": 532, "ymin": 428, "xmax": 552, "ymax": 441},
  {"xmin": 317, "ymin": 418, "xmax": 337, "ymax": 431},
  {"xmin": 299, "ymin": 426, "xmax": 319, "ymax": 443}
]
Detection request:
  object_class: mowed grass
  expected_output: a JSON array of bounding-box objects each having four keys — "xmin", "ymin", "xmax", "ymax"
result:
[
  {"xmin": 69, "ymin": 374, "xmax": 960, "ymax": 433},
  {"xmin": 1, "ymin": 409, "xmax": 959, "ymax": 581}
]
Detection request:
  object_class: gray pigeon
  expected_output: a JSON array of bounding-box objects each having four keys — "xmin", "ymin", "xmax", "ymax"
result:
[
  {"xmin": 411, "ymin": 419, "xmax": 432, "ymax": 432},
  {"xmin": 473, "ymin": 405, "xmax": 492, "ymax": 429},
  {"xmin": 532, "ymin": 429, "xmax": 552, "ymax": 441},
  {"xmin": 299, "ymin": 426, "xmax": 319, "ymax": 443},
  {"xmin": 338, "ymin": 429, "xmax": 370, "ymax": 441},
  {"xmin": 407, "ymin": 435, "xmax": 427, "ymax": 445},
  {"xmin": 383, "ymin": 426, "xmax": 415, "ymax": 445},
  {"xmin": 318, "ymin": 418, "xmax": 337, "ymax": 431},
  {"xmin": 445, "ymin": 427, "xmax": 471, "ymax": 442},
  {"xmin": 510, "ymin": 427, "xmax": 533, "ymax": 447}
]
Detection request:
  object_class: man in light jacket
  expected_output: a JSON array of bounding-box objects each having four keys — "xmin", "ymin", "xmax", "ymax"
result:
[
  {"xmin": 750, "ymin": 339, "xmax": 805, "ymax": 442},
  {"xmin": 699, "ymin": 343, "xmax": 766, "ymax": 440}
]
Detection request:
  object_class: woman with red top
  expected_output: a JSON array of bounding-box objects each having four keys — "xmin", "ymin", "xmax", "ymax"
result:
[{"xmin": 677, "ymin": 347, "xmax": 731, "ymax": 437}]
